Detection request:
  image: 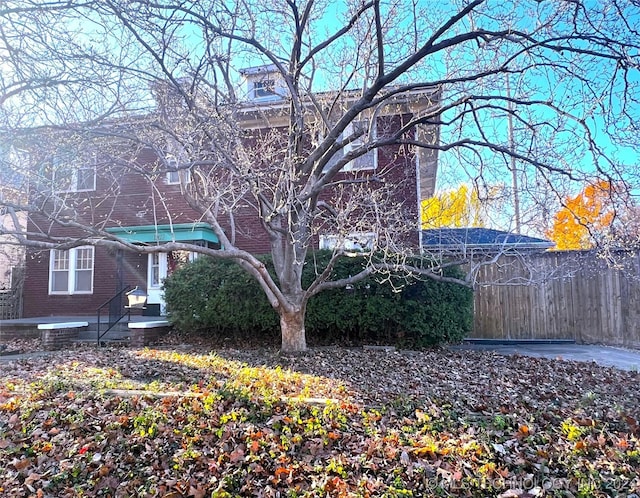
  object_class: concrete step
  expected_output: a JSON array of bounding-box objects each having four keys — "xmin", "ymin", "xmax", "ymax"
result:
[
  {"xmin": 79, "ymin": 322, "xmax": 131, "ymax": 343},
  {"xmin": 72, "ymin": 337, "xmax": 131, "ymax": 347},
  {"xmin": 80, "ymin": 330, "xmax": 130, "ymax": 341}
]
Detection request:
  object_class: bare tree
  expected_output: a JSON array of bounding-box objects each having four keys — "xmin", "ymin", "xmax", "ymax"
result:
[{"xmin": 1, "ymin": 0, "xmax": 639, "ymax": 351}]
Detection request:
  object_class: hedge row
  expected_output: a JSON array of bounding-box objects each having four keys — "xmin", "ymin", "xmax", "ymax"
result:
[{"xmin": 163, "ymin": 252, "xmax": 473, "ymax": 348}]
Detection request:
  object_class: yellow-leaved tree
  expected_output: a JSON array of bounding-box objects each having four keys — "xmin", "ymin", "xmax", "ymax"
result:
[
  {"xmin": 546, "ymin": 180, "xmax": 614, "ymax": 250},
  {"xmin": 421, "ymin": 184, "xmax": 485, "ymax": 229}
]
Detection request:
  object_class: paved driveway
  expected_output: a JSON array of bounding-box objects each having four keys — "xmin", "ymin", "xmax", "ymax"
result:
[{"xmin": 450, "ymin": 341, "xmax": 640, "ymax": 371}]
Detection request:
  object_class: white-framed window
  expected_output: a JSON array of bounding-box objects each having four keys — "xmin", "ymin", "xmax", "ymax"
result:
[
  {"xmin": 248, "ymin": 77, "xmax": 282, "ymax": 101},
  {"xmin": 165, "ymin": 146, "xmax": 191, "ymax": 185},
  {"xmin": 149, "ymin": 253, "xmax": 163, "ymax": 288},
  {"xmin": 52, "ymin": 154, "xmax": 96, "ymax": 192},
  {"xmin": 240, "ymin": 65, "xmax": 286, "ymax": 102},
  {"xmin": 148, "ymin": 251, "xmax": 198, "ymax": 289},
  {"xmin": 166, "ymin": 169, "xmax": 191, "ymax": 185},
  {"xmin": 253, "ymin": 79, "xmax": 278, "ymax": 100},
  {"xmin": 49, "ymin": 246, "xmax": 94, "ymax": 294},
  {"xmin": 323, "ymin": 119, "xmax": 377, "ymax": 173},
  {"xmin": 344, "ymin": 120, "xmax": 377, "ymax": 171},
  {"xmin": 319, "ymin": 232, "xmax": 376, "ymax": 253}
]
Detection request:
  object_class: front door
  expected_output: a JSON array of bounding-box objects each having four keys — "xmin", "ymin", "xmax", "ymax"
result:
[
  {"xmin": 147, "ymin": 253, "xmax": 168, "ymax": 315},
  {"xmin": 147, "ymin": 251, "xmax": 197, "ymax": 315}
]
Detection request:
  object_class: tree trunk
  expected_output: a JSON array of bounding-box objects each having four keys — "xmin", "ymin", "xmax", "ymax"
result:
[{"xmin": 279, "ymin": 307, "xmax": 307, "ymax": 353}]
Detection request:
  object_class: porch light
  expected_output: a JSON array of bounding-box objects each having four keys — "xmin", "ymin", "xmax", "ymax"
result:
[{"xmin": 126, "ymin": 286, "xmax": 147, "ymax": 309}]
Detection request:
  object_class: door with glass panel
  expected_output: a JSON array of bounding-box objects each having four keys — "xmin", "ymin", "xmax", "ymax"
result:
[
  {"xmin": 147, "ymin": 253, "xmax": 168, "ymax": 315},
  {"xmin": 147, "ymin": 251, "xmax": 196, "ymax": 315}
]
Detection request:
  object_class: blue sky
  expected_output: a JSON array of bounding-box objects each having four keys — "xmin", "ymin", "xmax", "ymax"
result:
[{"xmin": 2, "ymin": 0, "xmax": 639, "ymax": 236}]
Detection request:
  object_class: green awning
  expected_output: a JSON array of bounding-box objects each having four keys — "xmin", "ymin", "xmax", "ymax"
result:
[{"xmin": 106, "ymin": 222, "xmax": 220, "ymax": 245}]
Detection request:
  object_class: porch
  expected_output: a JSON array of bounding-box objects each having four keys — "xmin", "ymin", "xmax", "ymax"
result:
[{"xmin": 0, "ymin": 315, "xmax": 171, "ymax": 345}]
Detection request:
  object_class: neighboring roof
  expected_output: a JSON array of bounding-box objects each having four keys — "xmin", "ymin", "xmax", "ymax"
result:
[
  {"xmin": 422, "ymin": 228, "xmax": 554, "ymax": 253},
  {"xmin": 106, "ymin": 222, "xmax": 219, "ymax": 245}
]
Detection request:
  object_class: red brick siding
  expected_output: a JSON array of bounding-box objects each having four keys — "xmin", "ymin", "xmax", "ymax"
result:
[
  {"xmin": 23, "ymin": 113, "xmax": 426, "ymax": 316},
  {"xmin": 129, "ymin": 325, "xmax": 171, "ymax": 347},
  {"xmin": 23, "ymin": 246, "xmax": 148, "ymax": 317},
  {"xmin": 40, "ymin": 325, "xmax": 84, "ymax": 350}
]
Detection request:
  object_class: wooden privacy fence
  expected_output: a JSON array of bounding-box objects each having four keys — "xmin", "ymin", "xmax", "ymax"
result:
[{"xmin": 472, "ymin": 250, "xmax": 640, "ymax": 348}]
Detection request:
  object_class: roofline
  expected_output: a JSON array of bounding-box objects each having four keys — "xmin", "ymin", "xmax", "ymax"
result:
[
  {"xmin": 237, "ymin": 85, "xmax": 441, "ymax": 112},
  {"xmin": 239, "ymin": 64, "xmax": 278, "ymax": 75},
  {"xmin": 6, "ymin": 85, "xmax": 442, "ymax": 142}
]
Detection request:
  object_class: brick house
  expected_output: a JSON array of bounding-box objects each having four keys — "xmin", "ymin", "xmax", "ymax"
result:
[{"xmin": 21, "ymin": 70, "xmax": 440, "ymax": 317}]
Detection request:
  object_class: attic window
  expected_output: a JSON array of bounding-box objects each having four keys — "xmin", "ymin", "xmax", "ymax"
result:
[{"xmin": 252, "ymin": 79, "xmax": 277, "ymax": 100}]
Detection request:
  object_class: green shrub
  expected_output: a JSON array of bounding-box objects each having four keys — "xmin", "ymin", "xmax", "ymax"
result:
[
  {"xmin": 162, "ymin": 256, "xmax": 278, "ymax": 337},
  {"xmin": 163, "ymin": 252, "xmax": 473, "ymax": 348}
]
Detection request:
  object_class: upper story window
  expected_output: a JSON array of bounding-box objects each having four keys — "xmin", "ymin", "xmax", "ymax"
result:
[
  {"xmin": 52, "ymin": 153, "xmax": 96, "ymax": 193},
  {"xmin": 343, "ymin": 120, "xmax": 377, "ymax": 172},
  {"xmin": 165, "ymin": 146, "xmax": 191, "ymax": 185},
  {"xmin": 49, "ymin": 246, "xmax": 94, "ymax": 294},
  {"xmin": 167, "ymin": 169, "xmax": 191, "ymax": 185},
  {"xmin": 323, "ymin": 119, "xmax": 378, "ymax": 173}
]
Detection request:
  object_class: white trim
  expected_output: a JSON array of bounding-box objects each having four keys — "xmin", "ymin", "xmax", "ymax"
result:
[
  {"xmin": 239, "ymin": 64, "xmax": 278, "ymax": 76},
  {"xmin": 342, "ymin": 120, "xmax": 377, "ymax": 172},
  {"xmin": 415, "ymin": 127, "xmax": 423, "ymax": 254},
  {"xmin": 52, "ymin": 153, "xmax": 97, "ymax": 193},
  {"xmin": 166, "ymin": 169, "xmax": 191, "ymax": 185},
  {"xmin": 147, "ymin": 252, "xmax": 167, "ymax": 290},
  {"xmin": 48, "ymin": 246, "xmax": 94, "ymax": 295}
]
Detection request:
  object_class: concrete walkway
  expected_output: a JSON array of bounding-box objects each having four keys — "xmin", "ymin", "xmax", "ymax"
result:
[{"xmin": 450, "ymin": 340, "xmax": 640, "ymax": 371}]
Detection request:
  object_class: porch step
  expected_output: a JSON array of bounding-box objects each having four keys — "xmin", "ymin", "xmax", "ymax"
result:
[
  {"xmin": 79, "ymin": 322, "xmax": 131, "ymax": 343},
  {"xmin": 71, "ymin": 336, "xmax": 131, "ymax": 347}
]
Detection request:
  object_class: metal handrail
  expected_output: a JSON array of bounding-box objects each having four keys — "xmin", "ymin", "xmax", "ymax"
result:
[{"xmin": 96, "ymin": 285, "xmax": 132, "ymax": 345}]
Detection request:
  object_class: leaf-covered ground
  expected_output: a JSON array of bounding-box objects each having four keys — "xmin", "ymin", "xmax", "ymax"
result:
[{"xmin": 1, "ymin": 344, "xmax": 639, "ymax": 497}]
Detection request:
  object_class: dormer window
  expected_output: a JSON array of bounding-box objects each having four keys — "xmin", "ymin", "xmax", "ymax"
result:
[
  {"xmin": 253, "ymin": 79, "xmax": 277, "ymax": 100},
  {"xmin": 240, "ymin": 65, "xmax": 285, "ymax": 102}
]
